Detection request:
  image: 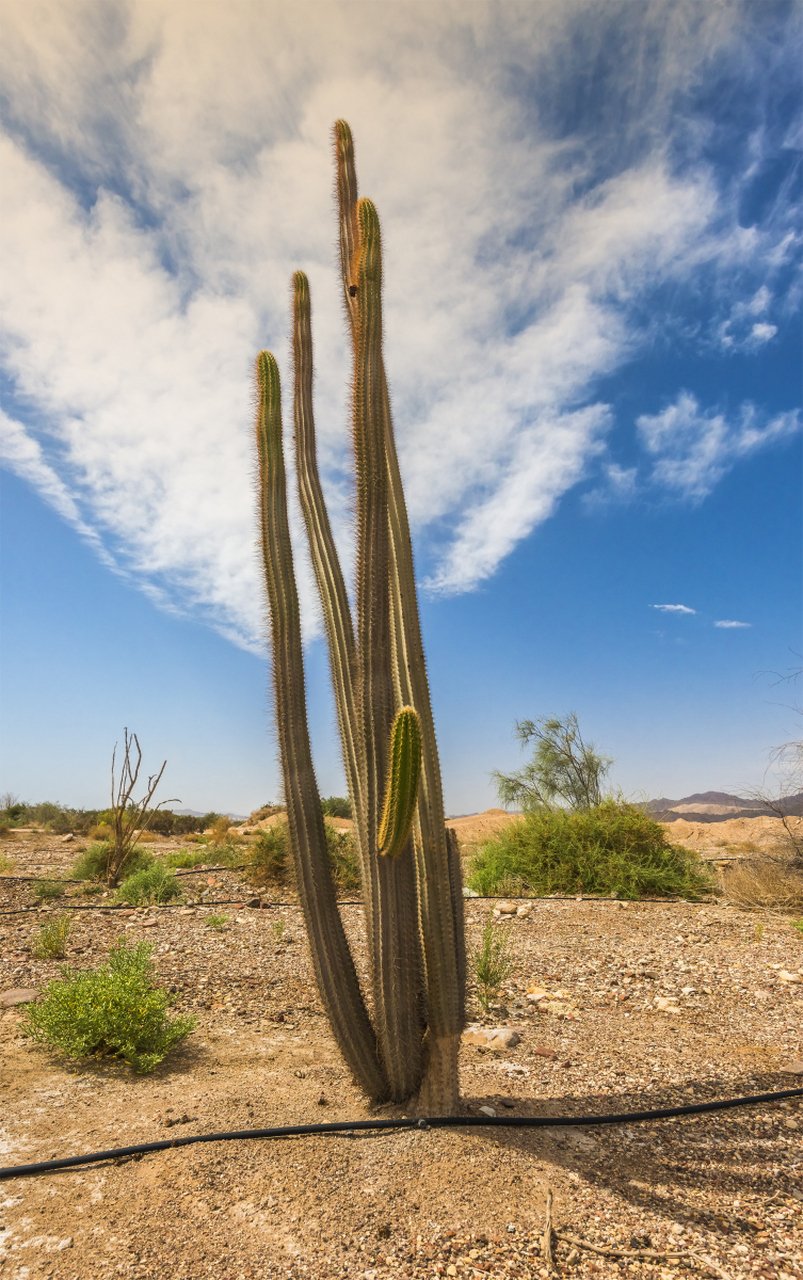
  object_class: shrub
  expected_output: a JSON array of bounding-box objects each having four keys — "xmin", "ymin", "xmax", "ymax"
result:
[
  {"xmin": 466, "ymin": 800, "xmax": 713, "ymax": 900},
  {"xmin": 208, "ymin": 815, "xmax": 233, "ymax": 844},
  {"xmin": 114, "ymin": 865, "xmax": 183, "ymax": 907},
  {"xmin": 31, "ymin": 914, "xmax": 72, "ymax": 960},
  {"xmin": 321, "ymin": 796, "xmax": 352, "ymax": 819},
  {"xmin": 31, "ymin": 879, "xmax": 65, "ymax": 904},
  {"xmin": 89, "ymin": 823, "xmax": 115, "ymax": 842},
  {"xmin": 242, "ymin": 819, "xmax": 359, "ymax": 893},
  {"xmin": 21, "ymin": 938, "xmax": 196, "ymax": 1073},
  {"xmin": 164, "ymin": 847, "xmax": 211, "ymax": 869},
  {"xmin": 471, "ymin": 914, "xmax": 515, "ymax": 1012},
  {"xmin": 0, "ymin": 851, "xmax": 15, "ymax": 872},
  {"xmin": 206, "ymin": 913, "xmax": 229, "ymax": 931},
  {"xmin": 72, "ymin": 841, "xmax": 154, "ymax": 883},
  {"xmin": 719, "ymin": 857, "xmax": 803, "ymax": 912}
]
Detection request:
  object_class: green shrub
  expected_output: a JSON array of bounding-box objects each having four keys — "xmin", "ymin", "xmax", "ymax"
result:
[
  {"xmin": 31, "ymin": 878, "xmax": 65, "ymax": 904},
  {"xmin": 471, "ymin": 914, "xmax": 515, "ymax": 1012},
  {"xmin": 466, "ymin": 801, "xmax": 713, "ymax": 900},
  {"xmin": 321, "ymin": 795, "xmax": 352, "ymax": 819},
  {"xmin": 21, "ymin": 939, "xmax": 196, "ymax": 1073},
  {"xmin": 114, "ymin": 865, "xmax": 183, "ymax": 907},
  {"xmin": 206, "ymin": 913, "xmax": 229, "ymax": 932},
  {"xmin": 325, "ymin": 825, "xmax": 360, "ymax": 892},
  {"xmin": 31, "ymin": 914, "xmax": 72, "ymax": 960},
  {"xmin": 0, "ymin": 851, "xmax": 15, "ymax": 873},
  {"xmin": 164, "ymin": 847, "xmax": 212, "ymax": 869},
  {"xmin": 72, "ymin": 841, "xmax": 154, "ymax": 883},
  {"xmin": 242, "ymin": 819, "xmax": 360, "ymax": 893}
]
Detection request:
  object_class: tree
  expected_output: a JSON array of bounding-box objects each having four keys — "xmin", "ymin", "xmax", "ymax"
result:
[
  {"xmin": 254, "ymin": 122, "xmax": 465, "ymax": 1113},
  {"xmin": 745, "ymin": 661, "xmax": 803, "ymax": 866},
  {"xmin": 492, "ymin": 713, "xmax": 613, "ymax": 812}
]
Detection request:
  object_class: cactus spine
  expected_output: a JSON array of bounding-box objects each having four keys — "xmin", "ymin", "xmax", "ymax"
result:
[{"xmin": 256, "ymin": 121, "xmax": 465, "ymax": 1112}]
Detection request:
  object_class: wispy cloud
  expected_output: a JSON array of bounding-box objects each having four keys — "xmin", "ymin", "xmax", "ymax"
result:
[
  {"xmin": 0, "ymin": 0, "xmax": 800, "ymax": 643},
  {"xmin": 714, "ymin": 619, "xmax": 751, "ymax": 628},
  {"xmin": 637, "ymin": 393, "xmax": 801, "ymax": 502},
  {"xmin": 652, "ymin": 604, "xmax": 696, "ymax": 615}
]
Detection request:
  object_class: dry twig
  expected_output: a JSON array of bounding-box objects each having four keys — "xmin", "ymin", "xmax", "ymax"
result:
[
  {"xmin": 542, "ymin": 1188, "xmax": 557, "ymax": 1273},
  {"xmin": 555, "ymin": 1231, "xmax": 734, "ymax": 1279}
]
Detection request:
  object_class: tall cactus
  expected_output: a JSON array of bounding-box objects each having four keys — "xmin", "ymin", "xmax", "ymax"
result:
[{"xmin": 255, "ymin": 121, "xmax": 465, "ymax": 1112}]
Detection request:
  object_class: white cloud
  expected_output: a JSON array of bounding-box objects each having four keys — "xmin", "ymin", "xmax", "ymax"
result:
[
  {"xmin": 714, "ymin": 619, "xmax": 751, "ymax": 629},
  {"xmin": 652, "ymin": 604, "xmax": 696, "ymax": 615},
  {"xmin": 637, "ymin": 392, "xmax": 801, "ymax": 502},
  {"xmin": 0, "ymin": 0, "xmax": 799, "ymax": 642}
]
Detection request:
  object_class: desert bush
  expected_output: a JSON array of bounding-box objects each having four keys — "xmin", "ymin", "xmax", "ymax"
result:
[
  {"xmin": 471, "ymin": 915, "xmax": 515, "ymax": 1012},
  {"xmin": 719, "ymin": 857, "xmax": 803, "ymax": 912},
  {"xmin": 31, "ymin": 914, "xmax": 72, "ymax": 960},
  {"xmin": 0, "ymin": 824, "xmax": 12, "ymax": 842},
  {"xmin": 31, "ymin": 878, "xmax": 65, "ymax": 904},
  {"xmin": 242, "ymin": 819, "xmax": 359, "ymax": 893},
  {"xmin": 164, "ymin": 847, "xmax": 210, "ymax": 869},
  {"xmin": 321, "ymin": 796, "xmax": 352, "ymax": 819},
  {"xmin": 0, "ymin": 849, "xmax": 15, "ymax": 871},
  {"xmin": 208, "ymin": 815, "xmax": 233, "ymax": 844},
  {"xmin": 89, "ymin": 823, "xmax": 114, "ymax": 841},
  {"xmin": 72, "ymin": 841, "xmax": 154, "ymax": 883},
  {"xmin": 114, "ymin": 865, "xmax": 183, "ymax": 907},
  {"xmin": 21, "ymin": 938, "xmax": 196, "ymax": 1073},
  {"xmin": 206, "ymin": 913, "xmax": 229, "ymax": 932},
  {"xmin": 466, "ymin": 800, "xmax": 713, "ymax": 900}
]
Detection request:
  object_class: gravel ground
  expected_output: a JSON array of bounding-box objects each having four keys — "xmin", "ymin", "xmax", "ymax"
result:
[{"xmin": 0, "ymin": 830, "xmax": 802, "ymax": 1280}]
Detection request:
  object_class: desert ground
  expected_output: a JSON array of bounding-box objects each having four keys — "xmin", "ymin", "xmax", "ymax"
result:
[{"xmin": 1, "ymin": 814, "xmax": 801, "ymax": 1280}]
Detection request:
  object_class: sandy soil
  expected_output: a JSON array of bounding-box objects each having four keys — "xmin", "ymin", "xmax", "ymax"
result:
[{"xmin": 1, "ymin": 818, "xmax": 802, "ymax": 1280}]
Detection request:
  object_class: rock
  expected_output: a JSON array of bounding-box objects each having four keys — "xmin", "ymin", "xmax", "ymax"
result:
[
  {"xmin": 778, "ymin": 970, "xmax": 802, "ymax": 984},
  {"xmin": 498, "ymin": 1097, "xmax": 516, "ymax": 1108},
  {"xmin": 778, "ymin": 1060, "xmax": 803, "ymax": 1074},
  {"xmin": 0, "ymin": 988, "xmax": 40, "ymax": 1007},
  {"xmin": 533, "ymin": 1046, "xmax": 558, "ymax": 1060},
  {"xmin": 493, "ymin": 901, "xmax": 518, "ymax": 916},
  {"xmin": 516, "ymin": 904, "xmax": 531, "ymax": 917},
  {"xmin": 60, "ymin": 833, "xmax": 75, "ymax": 842},
  {"xmin": 654, "ymin": 996, "xmax": 681, "ymax": 1013},
  {"xmin": 478, "ymin": 1105, "xmax": 497, "ymax": 1117},
  {"xmin": 462, "ymin": 1026, "xmax": 521, "ymax": 1051}
]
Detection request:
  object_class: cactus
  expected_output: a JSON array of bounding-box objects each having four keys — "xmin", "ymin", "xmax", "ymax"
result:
[{"xmin": 255, "ymin": 121, "xmax": 466, "ymax": 1112}]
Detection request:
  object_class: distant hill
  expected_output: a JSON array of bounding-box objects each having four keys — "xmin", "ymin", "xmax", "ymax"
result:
[
  {"xmin": 174, "ymin": 808, "xmax": 248, "ymax": 821},
  {"xmin": 647, "ymin": 790, "xmax": 803, "ymax": 823}
]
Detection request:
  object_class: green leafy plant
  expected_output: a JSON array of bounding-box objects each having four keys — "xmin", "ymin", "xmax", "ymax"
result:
[
  {"xmin": 790, "ymin": 919, "xmax": 803, "ymax": 936},
  {"xmin": 31, "ymin": 878, "xmax": 65, "ymax": 904},
  {"xmin": 114, "ymin": 865, "xmax": 182, "ymax": 907},
  {"xmin": 321, "ymin": 796, "xmax": 352, "ymax": 819},
  {"xmin": 21, "ymin": 939, "xmax": 196, "ymax": 1072},
  {"xmin": 164, "ymin": 847, "xmax": 213, "ymax": 869},
  {"xmin": 467, "ymin": 801, "xmax": 713, "ymax": 900},
  {"xmin": 270, "ymin": 918, "xmax": 286, "ymax": 942},
  {"xmin": 471, "ymin": 915, "xmax": 516, "ymax": 1013},
  {"xmin": 254, "ymin": 121, "xmax": 465, "ymax": 1111},
  {"xmin": 0, "ymin": 851, "xmax": 15, "ymax": 872},
  {"xmin": 493, "ymin": 713, "xmax": 613, "ymax": 813},
  {"xmin": 72, "ymin": 841, "xmax": 154, "ymax": 882},
  {"xmin": 242, "ymin": 823, "xmax": 289, "ymax": 888},
  {"xmin": 31, "ymin": 913, "xmax": 72, "ymax": 960},
  {"xmin": 206, "ymin": 913, "xmax": 229, "ymax": 932}
]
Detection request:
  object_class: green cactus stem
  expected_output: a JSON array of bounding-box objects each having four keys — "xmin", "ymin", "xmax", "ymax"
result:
[{"xmin": 378, "ymin": 707, "xmax": 423, "ymax": 860}]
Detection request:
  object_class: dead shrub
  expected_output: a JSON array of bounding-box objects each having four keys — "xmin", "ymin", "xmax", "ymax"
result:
[{"xmin": 720, "ymin": 856, "xmax": 803, "ymax": 912}]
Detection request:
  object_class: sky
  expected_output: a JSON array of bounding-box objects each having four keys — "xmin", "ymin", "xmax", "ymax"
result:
[{"xmin": 0, "ymin": 0, "xmax": 801, "ymax": 817}]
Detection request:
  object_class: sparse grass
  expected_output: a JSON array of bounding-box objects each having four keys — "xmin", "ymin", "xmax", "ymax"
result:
[
  {"xmin": 71, "ymin": 841, "xmax": 154, "ymax": 883},
  {"xmin": 21, "ymin": 938, "xmax": 196, "ymax": 1073},
  {"xmin": 206, "ymin": 913, "xmax": 229, "ymax": 932},
  {"xmin": 31, "ymin": 914, "xmax": 72, "ymax": 960},
  {"xmin": 114, "ymin": 865, "xmax": 183, "ymax": 907},
  {"xmin": 719, "ymin": 856, "xmax": 803, "ymax": 913},
  {"xmin": 0, "ymin": 850, "xmax": 15, "ymax": 871},
  {"xmin": 270, "ymin": 918, "xmax": 286, "ymax": 942},
  {"xmin": 31, "ymin": 878, "xmax": 65, "ymax": 904},
  {"xmin": 471, "ymin": 914, "xmax": 515, "ymax": 1012},
  {"xmin": 791, "ymin": 919, "xmax": 803, "ymax": 936},
  {"xmin": 466, "ymin": 800, "xmax": 714, "ymax": 900}
]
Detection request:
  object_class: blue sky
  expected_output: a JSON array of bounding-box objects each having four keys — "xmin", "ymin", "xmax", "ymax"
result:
[{"xmin": 0, "ymin": 0, "xmax": 801, "ymax": 815}]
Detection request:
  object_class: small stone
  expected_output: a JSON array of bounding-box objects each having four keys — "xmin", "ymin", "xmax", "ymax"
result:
[
  {"xmin": 778, "ymin": 1059, "xmax": 803, "ymax": 1074},
  {"xmin": 784, "ymin": 1118, "xmax": 799, "ymax": 1130},
  {"xmin": 506, "ymin": 1223, "xmax": 516, "ymax": 1233},
  {"xmin": 778, "ymin": 970, "xmax": 803, "ymax": 984},
  {"xmin": 0, "ymin": 988, "xmax": 40, "ymax": 1007},
  {"xmin": 478, "ymin": 1105, "xmax": 497, "ymax": 1117},
  {"xmin": 516, "ymin": 904, "xmax": 531, "ymax": 917},
  {"xmin": 60, "ymin": 833, "xmax": 74, "ymax": 843},
  {"xmin": 533, "ymin": 1046, "xmax": 558, "ymax": 1060},
  {"xmin": 498, "ymin": 1097, "xmax": 516, "ymax": 1108}
]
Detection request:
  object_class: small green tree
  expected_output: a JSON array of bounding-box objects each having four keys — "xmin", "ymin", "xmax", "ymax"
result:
[{"xmin": 492, "ymin": 713, "xmax": 613, "ymax": 812}]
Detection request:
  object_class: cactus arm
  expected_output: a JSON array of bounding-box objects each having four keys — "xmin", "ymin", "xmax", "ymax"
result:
[
  {"xmin": 291, "ymin": 271, "xmax": 370, "ymax": 878},
  {"xmin": 255, "ymin": 349, "xmax": 386, "ymax": 1102},
  {"xmin": 334, "ymin": 119, "xmax": 360, "ymax": 330},
  {"xmin": 378, "ymin": 706, "xmax": 423, "ymax": 859}
]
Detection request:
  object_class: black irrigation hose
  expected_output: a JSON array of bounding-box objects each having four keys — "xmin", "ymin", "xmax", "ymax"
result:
[{"xmin": 2, "ymin": 1087, "xmax": 801, "ymax": 1180}]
